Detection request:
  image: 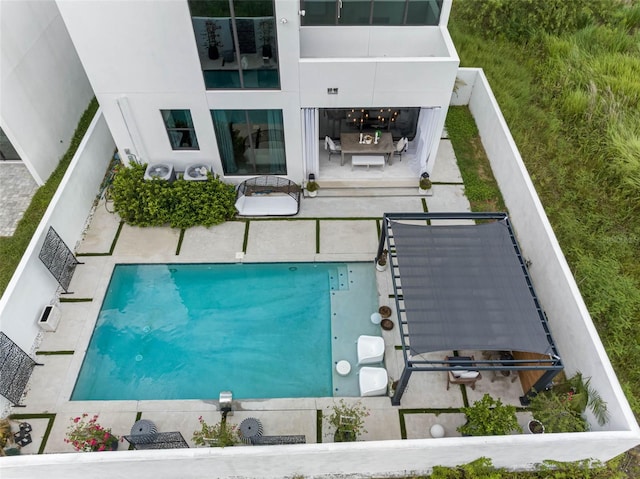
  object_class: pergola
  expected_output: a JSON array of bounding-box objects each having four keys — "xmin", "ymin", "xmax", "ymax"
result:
[{"xmin": 376, "ymin": 212, "xmax": 563, "ymax": 406}]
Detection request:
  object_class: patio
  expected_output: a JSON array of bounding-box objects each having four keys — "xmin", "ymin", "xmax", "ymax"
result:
[{"xmin": 11, "ymin": 139, "xmax": 537, "ymax": 455}]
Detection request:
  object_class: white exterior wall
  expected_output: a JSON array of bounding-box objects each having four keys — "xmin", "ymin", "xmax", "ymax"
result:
[
  {"xmin": 0, "ymin": 0, "xmax": 93, "ymax": 185},
  {"xmin": 55, "ymin": 0, "xmax": 456, "ymax": 184},
  {"xmin": 0, "ymin": 110, "xmax": 115, "ymax": 414}
]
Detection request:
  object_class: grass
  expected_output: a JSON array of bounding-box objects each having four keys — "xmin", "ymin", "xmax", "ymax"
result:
[
  {"xmin": 0, "ymin": 98, "xmax": 99, "ymax": 296},
  {"xmin": 449, "ymin": 0, "xmax": 640, "ymax": 476}
]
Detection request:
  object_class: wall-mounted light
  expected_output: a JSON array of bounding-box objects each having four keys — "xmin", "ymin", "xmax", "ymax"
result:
[
  {"xmin": 299, "ymin": 10, "xmax": 306, "ymax": 16},
  {"xmin": 280, "ymin": 18, "xmax": 288, "ymax": 24},
  {"xmin": 327, "ymin": 88, "xmax": 339, "ymax": 95}
]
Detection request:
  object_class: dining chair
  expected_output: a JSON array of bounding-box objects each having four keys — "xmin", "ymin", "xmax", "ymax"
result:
[
  {"xmin": 324, "ymin": 136, "xmax": 341, "ymax": 161},
  {"xmin": 445, "ymin": 355, "xmax": 482, "ymax": 390},
  {"xmin": 393, "ymin": 137, "xmax": 408, "ymax": 162}
]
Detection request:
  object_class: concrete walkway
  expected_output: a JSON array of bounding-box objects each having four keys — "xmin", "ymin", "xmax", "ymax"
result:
[
  {"xmin": 0, "ymin": 162, "xmax": 38, "ymax": 237},
  {"xmin": 12, "ymin": 141, "xmax": 536, "ymax": 455}
]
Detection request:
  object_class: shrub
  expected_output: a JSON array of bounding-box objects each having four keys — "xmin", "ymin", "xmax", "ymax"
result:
[
  {"xmin": 457, "ymin": 394, "xmax": 521, "ymax": 436},
  {"xmin": 64, "ymin": 414, "xmax": 120, "ymax": 452},
  {"xmin": 192, "ymin": 416, "xmax": 239, "ymax": 447},
  {"xmin": 111, "ymin": 164, "xmax": 237, "ymax": 228}
]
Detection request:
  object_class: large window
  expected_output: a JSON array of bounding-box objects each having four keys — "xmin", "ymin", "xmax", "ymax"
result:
[
  {"xmin": 320, "ymin": 107, "xmax": 420, "ymax": 141},
  {"xmin": 301, "ymin": 0, "xmax": 442, "ymax": 25},
  {"xmin": 211, "ymin": 109, "xmax": 286, "ymax": 175},
  {"xmin": 162, "ymin": 110, "xmax": 199, "ymax": 150},
  {"xmin": 189, "ymin": 1, "xmax": 280, "ymax": 89}
]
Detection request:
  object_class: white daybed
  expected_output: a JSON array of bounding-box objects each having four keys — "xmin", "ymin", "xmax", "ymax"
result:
[{"xmin": 235, "ymin": 176, "xmax": 301, "ymax": 217}]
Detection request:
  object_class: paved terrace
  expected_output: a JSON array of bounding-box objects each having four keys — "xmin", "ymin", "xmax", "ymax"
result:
[{"xmin": 13, "ymin": 140, "xmax": 538, "ymax": 455}]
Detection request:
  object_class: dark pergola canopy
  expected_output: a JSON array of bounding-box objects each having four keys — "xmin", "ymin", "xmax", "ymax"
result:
[{"xmin": 377, "ymin": 213, "xmax": 563, "ymax": 405}]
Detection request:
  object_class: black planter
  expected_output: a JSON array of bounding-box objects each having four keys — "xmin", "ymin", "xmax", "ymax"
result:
[
  {"xmin": 334, "ymin": 429, "xmax": 356, "ymax": 442},
  {"xmin": 208, "ymin": 45, "xmax": 219, "ymax": 60}
]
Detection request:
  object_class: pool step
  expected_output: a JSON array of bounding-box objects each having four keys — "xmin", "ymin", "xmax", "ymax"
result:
[{"xmin": 329, "ymin": 265, "xmax": 350, "ymax": 291}]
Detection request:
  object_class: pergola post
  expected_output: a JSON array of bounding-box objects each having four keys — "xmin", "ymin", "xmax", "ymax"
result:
[
  {"xmin": 375, "ymin": 218, "xmax": 387, "ymax": 263},
  {"xmin": 391, "ymin": 366, "xmax": 412, "ymax": 406},
  {"xmin": 520, "ymin": 368, "xmax": 562, "ymax": 405}
]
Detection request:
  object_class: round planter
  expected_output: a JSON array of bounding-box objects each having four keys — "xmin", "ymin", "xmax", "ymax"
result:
[
  {"xmin": 375, "ymin": 261, "xmax": 387, "ymax": 272},
  {"xmin": 378, "ymin": 306, "xmax": 392, "ymax": 319},
  {"xmin": 307, "ymin": 190, "xmax": 317, "ymax": 198},
  {"xmin": 381, "ymin": 319, "xmax": 394, "ymax": 331},
  {"xmin": 527, "ymin": 420, "xmax": 545, "ymax": 434},
  {"xmin": 334, "ymin": 430, "xmax": 356, "ymax": 442}
]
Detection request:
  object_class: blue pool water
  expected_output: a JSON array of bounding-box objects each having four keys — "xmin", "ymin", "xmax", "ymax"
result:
[{"xmin": 72, "ymin": 262, "xmax": 369, "ymax": 401}]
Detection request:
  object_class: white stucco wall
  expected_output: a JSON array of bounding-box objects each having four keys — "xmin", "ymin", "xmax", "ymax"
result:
[
  {"xmin": 0, "ymin": 0, "xmax": 93, "ymax": 185},
  {"xmin": 0, "ymin": 110, "xmax": 115, "ymax": 414},
  {"xmin": 462, "ymin": 67, "xmax": 639, "ymax": 438},
  {"xmin": 54, "ymin": 0, "xmax": 306, "ymax": 181}
]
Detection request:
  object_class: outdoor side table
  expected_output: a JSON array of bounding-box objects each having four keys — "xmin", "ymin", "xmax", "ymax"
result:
[{"xmin": 239, "ymin": 417, "xmax": 263, "ymax": 444}]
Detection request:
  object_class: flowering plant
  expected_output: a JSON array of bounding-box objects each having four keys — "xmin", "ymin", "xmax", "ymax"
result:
[
  {"xmin": 325, "ymin": 399, "xmax": 370, "ymax": 442},
  {"xmin": 192, "ymin": 416, "xmax": 239, "ymax": 447},
  {"xmin": 65, "ymin": 414, "xmax": 120, "ymax": 452}
]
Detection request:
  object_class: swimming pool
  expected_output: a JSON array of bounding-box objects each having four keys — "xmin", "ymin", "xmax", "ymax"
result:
[{"xmin": 72, "ymin": 262, "xmax": 378, "ymax": 400}]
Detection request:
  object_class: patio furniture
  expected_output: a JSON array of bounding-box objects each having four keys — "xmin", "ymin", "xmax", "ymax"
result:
[
  {"xmin": 393, "ymin": 137, "xmax": 408, "ymax": 162},
  {"xmin": 357, "ymin": 335, "xmax": 385, "ymax": 365},
  {"xmin": 351, "ymin": 155, "xmax": 385, "ymax": 170},
  {"xmin": 251, "ymin": 435, "xmax": 306, "ymax": 445},
  {"xmin": 336, "ymin": 360, "xmax": 351, "ymax": 376},
  {"xmin": 339, "ymin": 132, "xmax": 394, "ymax": 166},
  {"xmin": 359, "ymin": 366, "xmax": 388, "ymax": 396},
  {"xmin": 235, "ymin": 176, "xmax": 301, "ymax": 216},
  {"xmin": 129, "ymin": 419, "xmax": 158, "ymax": 444},
  {"xmin": 324, "ymin": 136, "xmax": 341, "ymax": 161},
  {"xmin": 124, "ymin": 431, "xmax": 189, "ymax": 450},
  {"xmin": 239, "ymin": 417, "xmax": 263, "ymax": 444},
  {"xmin": 446, "ymin": 355, "xmax": 482, "ymax": 390}
]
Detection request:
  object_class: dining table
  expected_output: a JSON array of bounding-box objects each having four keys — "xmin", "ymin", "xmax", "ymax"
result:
[{"xmin": 339, "ymin": 132, "xmax": 395, "ymax": 166}]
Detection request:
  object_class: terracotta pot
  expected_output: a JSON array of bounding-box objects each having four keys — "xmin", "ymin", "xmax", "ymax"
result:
[
  {"xmin": 381, "ymin": 319, "xmax": 394, "ymax": 331},
  {"xmin": 378, "ymin": 306, "xmax": 392, "ymax": 319}
]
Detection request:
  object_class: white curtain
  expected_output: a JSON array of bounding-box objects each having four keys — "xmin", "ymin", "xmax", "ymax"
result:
[
  {"xmin": 415, "ymin": 107, "xmax": 442, "ymax": 175},
  {"xmin": 301, "ymin": 108, "xmax": 319, "ymax": 178},
  {"xmin": 267, "ymin": 110, "xmax": 286, "ymax": 174}
]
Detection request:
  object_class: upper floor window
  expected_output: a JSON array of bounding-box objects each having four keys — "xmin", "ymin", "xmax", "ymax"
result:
[
  {"xmin": 162, "ymin": 110, "xmax": 199, "ymax": 150},
  {"xmin": 189, "ymin": 1, "xmax": 280, "ymax": 90},
  {"xmin": 301, "ymin": 0, "xmax": 443, "ymax": 26},
  {"xmin": 0, "ymin": 127, "xmax": 21, "ymax": 161}
]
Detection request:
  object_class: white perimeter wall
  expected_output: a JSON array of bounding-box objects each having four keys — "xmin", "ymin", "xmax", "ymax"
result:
[
  {"xmin": 1, "ymin": 71, "xmax": 638, "ymax": 478},
  {"xmin": 462, "ymin": 67, "xmax": 639, "ymax": 436},
  {"xmin": 0, "ymin": 0, "xmax": 93, "ymax": 185},
  {"xmin": 0, "ymin": 110, "xmax": 114, "ymax": 414}
]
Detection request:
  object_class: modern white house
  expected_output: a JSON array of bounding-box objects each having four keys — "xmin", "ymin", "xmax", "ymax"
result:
[
  {"xmin": 1, "ymin": 1, "xmax": 639, "ymax": 477},
  {"xmin": 53, "ymin": 0, "xmax": 456, "ymax": 185}
]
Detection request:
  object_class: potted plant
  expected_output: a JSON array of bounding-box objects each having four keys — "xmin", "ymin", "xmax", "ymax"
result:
[
  {"xmin": 205, "ymin": 20, "xmax": 222, "ymax": 60},
  {"xmin": 527, "ymin": 419, "xmax": 545, "ymax": 434},
  {"xmin": 527, "ymin": 372, "xmax": 608, "ymax": 433},
  {"xmin": 419, "ymin": 172, "xmax": 433, "ymax": 195},
  {"xmin": 306, "ymin": 180, "xmax": 319, "ymax": 197},
  {"xmin": 325, "ymin": 399, "xmax": 370, "ymax": 442},
  {"xmin": 0, "ymin": 418, "xmax": 14, "ymax": 456},
  {"xmin": 376, "ymin": 249, "xmax": 388, "ymax": 272},
  {"xmin": 192, "ymin": 416, "xmax": 239, "ymax": 447},
  {"xmin": 65, "ymin": 414, "xmax": 120, "ymax": 452},
  {"xmin": 457, "ymin": 394, "xmax": 522, "ymax": 436},
  {"xmin": 259, "ymin": 19, "xmax": 274, "ymax": 60}
]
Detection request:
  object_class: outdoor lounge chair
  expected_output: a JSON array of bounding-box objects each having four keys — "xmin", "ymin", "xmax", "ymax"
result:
[
  {"xmin": 446, "ymin": 355, "xmax": 482, "ymax": 390},
  {"xmin": 359, "ymin": 366, "xmax": 388, "ymax": 396},
  {"xmin": 357, "ymin": 335, "xmax": 385, "ymax": 365}
]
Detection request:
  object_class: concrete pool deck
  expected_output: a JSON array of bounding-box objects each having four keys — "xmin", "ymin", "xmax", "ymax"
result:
[{"xmin": 12, "ymin": 140, "xmax": 536, "ymax": 455}]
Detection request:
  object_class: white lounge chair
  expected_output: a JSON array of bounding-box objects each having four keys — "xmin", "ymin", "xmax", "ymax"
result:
[
  {"xmin": 359, "ymin": 367, "xmax": 388, "ymax": 396},
  {"xmin": 357, "ymin": 335, "xmax": 385, "ymax": 365}
]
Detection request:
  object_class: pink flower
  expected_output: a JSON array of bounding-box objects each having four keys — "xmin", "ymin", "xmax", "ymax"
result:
[{"xmin": 98, "ymin": 445, "xmax": 105, "ymax": 451}]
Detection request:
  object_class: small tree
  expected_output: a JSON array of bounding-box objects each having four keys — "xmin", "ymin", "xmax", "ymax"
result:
[{"xmin": 192, "ymin": 416, "xmax": 239, "ymax": 447}]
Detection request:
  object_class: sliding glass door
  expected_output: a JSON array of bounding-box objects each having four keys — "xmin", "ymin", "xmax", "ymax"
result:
[{"xmin": 211, "ymin": 109, "xmax": 286, "ymax": 176}]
